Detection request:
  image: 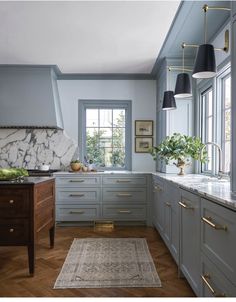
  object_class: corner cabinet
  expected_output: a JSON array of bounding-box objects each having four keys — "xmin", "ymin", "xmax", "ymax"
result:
[{"xmin": 55, "ymin": 173, "xmax": 150, "ymax": 225}]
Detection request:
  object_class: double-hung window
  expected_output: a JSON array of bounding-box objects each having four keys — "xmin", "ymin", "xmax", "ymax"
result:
[
  {"xmin": 198, "ymin": 64, "xmax": 231, "ymax": 175},
  {"xmin": 79, "ymin": 100, "xmax": 132, "ymax": 170}
]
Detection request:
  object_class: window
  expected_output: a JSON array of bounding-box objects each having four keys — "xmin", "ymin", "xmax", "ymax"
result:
[
  {"xmin": 200, "ymin": 87, "xmax": 214, "ymax": 173},
  {"xmin": 198, "ymin": 64, "xmax": 231, "ymax": 176},
  {"xmin": 79, "ymin": 100, "xmax": 132, "ymax": 170},
  {"xmin": 221, "ymin": 75, "xmax": 231, "ymax": 173}
]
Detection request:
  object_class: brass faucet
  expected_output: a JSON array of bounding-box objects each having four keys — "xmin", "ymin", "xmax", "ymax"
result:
[{"xmin": 200, "ymin": 142, "xmax": 223, "ymax": 177}]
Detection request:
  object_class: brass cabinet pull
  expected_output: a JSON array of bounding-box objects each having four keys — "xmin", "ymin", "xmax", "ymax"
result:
[
  {"xmin": 118, "ymin": 210, "xmax": 131, "ymax": 214},
  {"xmin": 201, "ymin": 274, "xmax": 226, "ymax": 297},
  {"xmin": 9, "ymin": 200, "xmax": 14, "ymax": 204},
  {"xmin": 69, "ymin": 210, "xmax": 84, "ymax": 214},
  {"xmin": 154, "ymin": 185, "xmax": 163, "ymax": 192},
  {"xmin": 69, "ymin": 194, "xmax": 85, "ymax": 197},
  {"xmin": 178, "ymin": 201, "xmax": 194, "ymax": 210},
  {"xmin": 69, "ymin": 179, "xmax": 85, "ymax": 183},
  {"xmin": 9, "ymin": 228, "xmax": 14, "ymax": 232},
  {"xmin": 117, "ymin": 193, "xmax": 132, "ymax": 197},
  {"xmin": 165, "ymin": 202, "xmax": 171, "ymax": 207},
  {"xmin": 116, "ymin": 180, "xmax": 131, "ymax": 183},
  {"xmin": 201, "ymin": 216, "xmax": 227, "ymax": 231}
]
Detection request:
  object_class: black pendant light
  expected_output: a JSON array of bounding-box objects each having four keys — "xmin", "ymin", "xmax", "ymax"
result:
[
  {"xmin": 192, "ymin": 5, "xmax": 216, "ymax": 79},
  {"xmin": 162, "ymin": 91, "xmax": 176, "ymax": 110},
  {"xmin": 174, "ymin": 73, "xmax": 192, "ymax": 98},
  {"xmin": 192, "ymin": 44, "xmax": 216, "ymax": 78}
]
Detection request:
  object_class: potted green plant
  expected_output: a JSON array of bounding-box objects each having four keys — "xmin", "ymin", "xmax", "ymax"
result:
[
  {"xmin": 150, "ymin": 133, "xmax": 207, "ymax": 175},
  {"xmin": 70, "ymin": 160, "xmax": 82, "ymax": 172}
]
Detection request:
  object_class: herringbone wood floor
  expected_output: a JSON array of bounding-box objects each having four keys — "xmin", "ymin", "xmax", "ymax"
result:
[{"xmin": 0, "ymin": 226, "xmax": 195, "ymax": 297}]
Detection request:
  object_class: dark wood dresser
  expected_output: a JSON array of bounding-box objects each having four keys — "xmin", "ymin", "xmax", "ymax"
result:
[{"xmin": 0, "ymin": 177, "xmax": 55, "ymax": 275}]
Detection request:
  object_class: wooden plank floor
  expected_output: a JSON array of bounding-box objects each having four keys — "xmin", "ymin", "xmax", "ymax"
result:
[{"xmin": 0, "ymin": 226, "xmax": 195, "ymax": 297}]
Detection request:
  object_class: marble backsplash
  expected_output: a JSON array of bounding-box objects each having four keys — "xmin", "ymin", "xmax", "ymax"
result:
[{"xmin": 0, "ymin": 129, "xmax": 78, "ymax": 170}]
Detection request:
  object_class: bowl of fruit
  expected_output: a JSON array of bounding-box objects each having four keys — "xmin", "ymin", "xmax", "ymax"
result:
[{"xmin": 70, "ymin": 160, "xmax": 82, "ymax": 172}]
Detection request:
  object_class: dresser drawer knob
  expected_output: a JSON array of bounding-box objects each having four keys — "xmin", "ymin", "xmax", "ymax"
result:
[
  {"xmin": 9, "ymin": 200, "xmax": 14, "ymax": 204},
  {"xmin": 9, "ymin": 228, "xmax": 14, "ymax": 233}
]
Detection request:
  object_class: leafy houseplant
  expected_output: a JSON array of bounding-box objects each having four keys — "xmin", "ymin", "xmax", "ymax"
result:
[{"xmin": 150, "ymin": 133, "xmax": 207, "ymax": 175}]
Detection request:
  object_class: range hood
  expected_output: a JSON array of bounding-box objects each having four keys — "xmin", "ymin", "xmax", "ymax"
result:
[{"xmin": 0, "ymin": 66, "xmax": 64, "ymax": 129}]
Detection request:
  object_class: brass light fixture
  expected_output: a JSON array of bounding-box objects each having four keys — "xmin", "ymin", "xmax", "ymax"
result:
[{"xmin": 184, "ymin": 4, "xmax": 230, "ymax": 79}]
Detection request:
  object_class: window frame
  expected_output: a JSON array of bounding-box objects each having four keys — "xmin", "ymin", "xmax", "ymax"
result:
[
  {"xmin": 78, "ymin": 99, "xmax": 132, "ymax": 171},
  {"xmin": 196, "ymin": 62, "xmax": 231, "ymax": 176}
]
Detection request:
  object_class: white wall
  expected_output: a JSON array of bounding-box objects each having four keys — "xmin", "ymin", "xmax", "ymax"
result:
[{"xmin": 57, "ymin": 79, "xmax": 156, "ymax": 172}]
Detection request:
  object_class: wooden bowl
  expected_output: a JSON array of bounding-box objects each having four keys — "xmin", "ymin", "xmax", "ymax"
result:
[{"xmin": 70, "ymin": 163, "xmax": 81, "ymax": 172}]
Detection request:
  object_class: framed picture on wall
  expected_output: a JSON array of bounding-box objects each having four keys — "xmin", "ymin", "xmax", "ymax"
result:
[
  {"xmin": 135, "ymin": 137, "xmax": 153, "ymax": 153},
  {"xmin": 135, "ymin": 120, "xmax": 153, "ymax": 136}
]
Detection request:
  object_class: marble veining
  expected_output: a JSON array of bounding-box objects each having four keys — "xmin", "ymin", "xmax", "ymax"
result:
[
  {"xmin": 153, "ymin": 172, "xmax": 236, "ymax": 211},
  {"xmin": 0, "ymin": 129, "xmax": 78, "ymax": 170}
]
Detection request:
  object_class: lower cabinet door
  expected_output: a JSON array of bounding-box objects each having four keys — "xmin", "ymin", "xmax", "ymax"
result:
[
  {"xmin": 201, "ymin": 253, "xmax": 236, "ymax": 297},
  {"xmin": 56, "ymin": 205, "xmax": 100, "ymax": 221},
  {"xmin": 179, "ymin": 190, "xmax": 201, "ymax": 296}
]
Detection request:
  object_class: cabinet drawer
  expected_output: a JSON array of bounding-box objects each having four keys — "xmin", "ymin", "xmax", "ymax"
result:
[
  {"xmin": 102, "ymin": 188, "xmax": 146, "ymax": 203},
  {"xmin": 56, "ymin": 205, "xmax": 100, "ymax": 221},
  {"xmin": 102, "ymin": 176, "xmax": 146, "ymax": 186},
  {"xmin": 56, "ymin": 176, "xmax": 101, "ymax": 187},
  {"xmin": 56, "ymin": 188, "xmax": 100, "ymax": 204},
  {"xmin": 201, "ymin": 198, "xmax": 236, "ymax": 285},
  {"xmin": 201, "ymin": 254, "xmax": 236, "ymax": 297},
  {"xmin": 0, "ymin": 189, "xmax": 30, "ymax": 218},
  {"xmin": 0, "ymin": 219, "xmax": 29, "ymax": 245},
  {"xmin": 102, "ymin": 205, "xmax": 146, "ymax": 220}
]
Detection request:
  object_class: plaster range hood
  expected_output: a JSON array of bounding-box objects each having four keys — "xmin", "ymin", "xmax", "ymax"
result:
[{"xmin": 0, "ymin": 66, "xmax": 64, "ymax": 129}]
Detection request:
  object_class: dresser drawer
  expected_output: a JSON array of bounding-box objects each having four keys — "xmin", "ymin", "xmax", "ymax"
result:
[
  {"xmin": 56, "ymin": 188, "xmax": 100, "ymax": 204},
  {"xmin": 0, "ymin": 219, "xmax": 29, "ymax": 245},
  {"xmin": 201, "ymin": 253, "xmax": 236, "ymax": 297},
  {"xmin": 102, "ymin": 175, "xmax": 147, "ymax": 186},
  {"xmin": 102, "ymin": 188, "xmax": 146, "ymax": 203},
  {"xmin": 102, "ymin": 205, "xmax": 146, "ymax": 220},
  {"xmin": 56, "ymin": 205, "xmax": 100, "ymax": 221},
  {"xmin": 0, "ymin": 189, "xmax": 30, "ymax": 218},
  {"xmin": 56, "ymin": 176, "xmax": 100, "ymax": 187},
  {"xmin": 201, "ymin": 198, "xmax": 236, "ymax": 286}
]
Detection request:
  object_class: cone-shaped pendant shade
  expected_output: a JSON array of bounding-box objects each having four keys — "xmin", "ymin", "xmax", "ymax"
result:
[
  {"xmin": 174, "ymin": 73, "xmax": 192, "ymax": 98},
  {"xmin": 192, "ymin": 44, "xmax": 216, "ymax": 79},
  {"xmin": 162, "ymin": 91, "xmax": 176, "ymax": 110}
]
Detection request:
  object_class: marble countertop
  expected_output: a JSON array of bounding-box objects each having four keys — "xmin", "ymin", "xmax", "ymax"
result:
[
  {"xmin": 152, "ymin": 172, "xmax": 236, "ymax": 211},
  {"xmin": 0, "ymin": 176, "xmax": 55, "ymax": 185},
  {"xmin": 53, "ymin": 171, "xmax": 151, "ymax": 175}
]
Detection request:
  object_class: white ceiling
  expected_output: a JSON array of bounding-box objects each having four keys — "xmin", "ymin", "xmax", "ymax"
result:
[{"xmin": 0, "ymin": 1, "xmax": 180, "ymax": 74}]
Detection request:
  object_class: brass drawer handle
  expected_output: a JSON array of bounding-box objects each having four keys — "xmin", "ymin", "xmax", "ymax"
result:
[
  {"xmin": 116, "ymin": 180, "xmax": 132, "ymax": 183},
  {"xmin": 117, "ymin": 193, "xmax": 132, "ymax": 197},
  {"xmin": 178, "ymin": 201, "xmax": 194, "ymax": 210},
  {"xmin": 154, "ymin": 185, "xmax": 163, "ymax": 192},
  {"xmin": 9, "ymin": 200, "xmax": 14, "ymax": 204},
  {"xmin": 9, "ymin": 228, "xmax": 14, "ymax": 232},
  {"xmin": 165, "ymin": 202, "xmax": 171, "ymax": 207},
  {"xmin": 69, "ymin": 194, "xmax": 85, "ymax": 197},
  {"xmin": 201, "ymin": 274, "xmax": 226, "ymax": 297},
  {"xmin": 69, "ymin": 180, "xmax": 85, "ymax": 183},
  {"xmin": 69, "ymin": 210, "xmax": 85, "ymax": 214},
  {"xmin": 118, "ymin": 210, "xmax": 131, "ymax": 214},
  {"xmin": 201, "ymin": 216, "xmax": 227, "ymax": 231}
]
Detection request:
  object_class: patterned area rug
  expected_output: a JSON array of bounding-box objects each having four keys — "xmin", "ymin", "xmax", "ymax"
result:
[{"xmin": 54, "ymin": 238, "xmax": 161, "ymax": 288}]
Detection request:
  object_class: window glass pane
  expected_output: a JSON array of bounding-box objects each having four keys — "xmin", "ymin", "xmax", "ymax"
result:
[
  {"xmin": 224, "ymin": 141, "xmax": 231, "ymax": 173},
  {"xmin": 86, "ymin": 128, "xmax": 103, "ymax": 164},
  {"xmin": 111, "ymin": 148, "xmax": 125, "ymax": 167},
  {"xmin": 99, "ymin": 128, "xmax": 112, "ymax": 138},
  {"xmin": 99, "ymin": 147, "xmax": 112, "ymax": 167},
  {"xmin": 225, "ymin": 109, "xmax": 231, "ymax": 141},
  {"xmin": 86, "ymin": 109, "xmax": 98, "ymax": 127},
  {"xmin": 113, "ymin": 127, "xmax": 125, "ymax": 148},
  {"xmin": 113, "ymin": 109, "xmax": 125, "ymax": 127},
  {"xmin": 225, "ymin": 76, "xmax": 231, "ymax": 108},
  {"xmin": 207, "ymin": 116, "xmax": 213, "ymax": 142},
  {"xmin": 208, "ymin": 91, "xmax": 213, "ymax": 116},
  {"xmin": 100, "ymin": 109, "xmax": 112, "ymax": 127}
]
